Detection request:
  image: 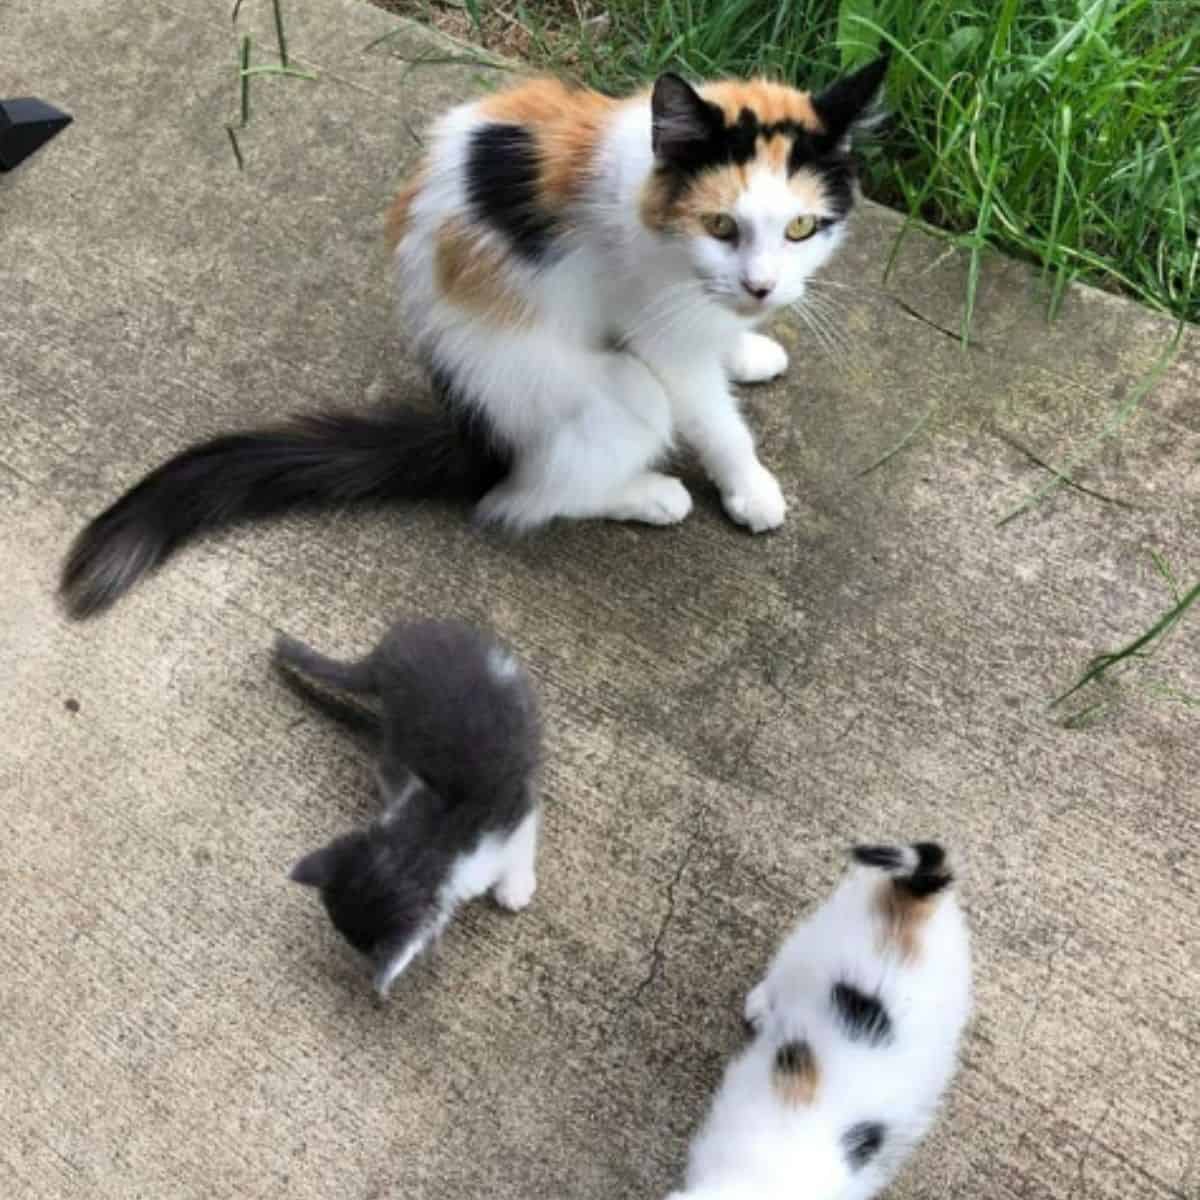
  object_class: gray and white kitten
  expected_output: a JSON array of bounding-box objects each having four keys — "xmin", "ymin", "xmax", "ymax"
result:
[{"xmin": 278, "ymin": 618, "xmax": 542, "ymax": 996}]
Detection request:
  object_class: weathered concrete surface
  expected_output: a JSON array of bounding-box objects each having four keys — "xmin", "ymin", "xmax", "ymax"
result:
[{"xmin": 2, "ymin": 2, "xmax": 1197, "ymax": 1198}]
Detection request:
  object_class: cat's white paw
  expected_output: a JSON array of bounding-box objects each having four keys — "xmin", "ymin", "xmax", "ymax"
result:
[
  {"xmin": 607, "ymin": 473, "xmax": 693, "ymax": 526},
  {"xmin": 726, "ymin": 333, "xmax": 789, "ymax": 384},
  {"xmin": 744, "ymin": 981, "xmax": 771, "ymax": 1030},
  {"xmin": 722, "ymin": 464, "xmax": 786, "ymax": 532},
  {"xmin": 493, "ymin": 872, "xmax": 536, "ymax": 912}
]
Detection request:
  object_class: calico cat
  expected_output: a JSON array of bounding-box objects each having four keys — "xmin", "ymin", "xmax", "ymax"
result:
[
  {"xmin": 278, "ymin": 618, "xmax": 542, "ymax": 996},
  {"xmin": 60, "ymin": 57, "xmax": 887, "ymax": 618},
  {"xmin": 670, "ymin": 844, "xmax": 971, "ymax": 1200}
]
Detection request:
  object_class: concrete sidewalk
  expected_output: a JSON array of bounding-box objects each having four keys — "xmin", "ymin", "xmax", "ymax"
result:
[{"xmin": 2, "ymin": 2, "xmax": 1197, "ymax": 1198}]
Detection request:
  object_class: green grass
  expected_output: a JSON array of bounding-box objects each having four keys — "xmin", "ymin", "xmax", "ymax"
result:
[
  {"xmin": 502, "ymin": 0, "xmax": 1199, "ymax": 326},
  {"xmin": 1052, "ymin": 548, "xmax": 1199, "ymax": 714}
]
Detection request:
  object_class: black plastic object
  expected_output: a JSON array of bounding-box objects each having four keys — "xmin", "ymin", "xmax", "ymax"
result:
[{"xmin": 0, "ymin": 98, "xmax": 73, "ymax": 172}]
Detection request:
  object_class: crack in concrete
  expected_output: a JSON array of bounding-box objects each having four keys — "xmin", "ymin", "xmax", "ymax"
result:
[
  {"xmin": 1067, "ymin": 1098, "xmax": 1116, "ymax": 1200},
  {"xmin": 889, "ymin": 295, "xmax": 984, "ymax": 349},
  {"xmin": 611, "ymin": 710, "xmax": 765, "ymax": 1021},
  {"xmin": 623, "ymin": 820, "xmax": 704, "ymax": 1014},
  {"xmin": 989, "ymin": 425, "xmax": 1136, "ymax": 510},
  {"xmin": 1017, "ymin": 926, "xmax": 1072, "ymax": 1057}
]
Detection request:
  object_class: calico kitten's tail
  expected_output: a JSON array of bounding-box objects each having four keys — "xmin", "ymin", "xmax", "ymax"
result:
[
  {"xmin": 852, "ymin": 842, "xmax": 953, "ymax": 897},
  {"xmin": 59, "ymin": 405, "xmax": 507, "ymax": 619}
]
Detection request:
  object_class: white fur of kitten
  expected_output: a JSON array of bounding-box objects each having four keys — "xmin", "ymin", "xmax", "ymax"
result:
[{"xmin": 669, "ymin": 844, "xmax": 971, "ymax": 1200}]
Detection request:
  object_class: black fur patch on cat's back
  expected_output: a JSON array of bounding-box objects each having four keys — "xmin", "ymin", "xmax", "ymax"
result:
[
  {"xmin": 466, "ymin": 124, "xmax": 558, "ymax": 262},
  {"xmin": 832, "ymin": 981, "xmax": 893, "ymax": 1045}
]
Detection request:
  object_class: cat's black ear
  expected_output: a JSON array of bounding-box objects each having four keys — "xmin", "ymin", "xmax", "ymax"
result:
[
  {"xmin": 651, "ymin": 73, "xmax": 721, "ymax": 165},
  {"xmin": 810, "ymin": 54, "xmax": 889, "ymax": 146},
  {"xmin": 290, "ymin": 845, "xmax": 336, "ymax": 888}
]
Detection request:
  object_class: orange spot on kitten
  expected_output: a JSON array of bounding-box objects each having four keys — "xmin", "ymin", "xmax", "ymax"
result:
[
  {"xmin": 772, "ymin": 1040, "xmax": 820, "ymax": 1105},
  {"xmin": 876, "ymin": 881, "xmax": 939, "ymax": 963}
]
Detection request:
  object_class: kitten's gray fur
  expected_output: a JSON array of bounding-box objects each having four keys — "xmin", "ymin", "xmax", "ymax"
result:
[{"xmin": 278, "ymin": 618, "xmax": 542, "ymax": 996}]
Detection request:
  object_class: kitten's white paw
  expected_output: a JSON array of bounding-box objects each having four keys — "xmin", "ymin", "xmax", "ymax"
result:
[
  {"xmin": 607, "ymin": 473, "xmax": 693, "ymax": 526},
  {"xmin": 722, "ymin": 464, "xmax": 786, "ymax": 532},
  {"xmin": 744, "ymin": 982, "xmax": 771, "ymax": 1030},
  {"xmin": 493, "ymin": 873, "xmax": 536, "ymax": 912},
  {"xmin": 726, "ymin": 333, "xmax": 789, "ymax": 384}
]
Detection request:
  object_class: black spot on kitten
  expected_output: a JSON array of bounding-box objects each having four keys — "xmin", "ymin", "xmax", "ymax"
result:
[
  {"xmin": 832, "ymin": 981, "xmax": 893, "ymax": 1045},
  {"xmin": 465, "ymin": 124, "xmax": 558, "ymax": 262},
  {"xmin": 775, "ymin": 1039, "xmax": 814, "ymax": 1075},
  {"xmin": 904, "ymin": 841, "xmax": 952, "ymax": 897},
  {"xmin": 842, "ymin": 1121, "xmax": 885, "ymax": 1170},
  {"xmin": 852, "ymin": 844, "xmax": 906, "ymax": 870}
]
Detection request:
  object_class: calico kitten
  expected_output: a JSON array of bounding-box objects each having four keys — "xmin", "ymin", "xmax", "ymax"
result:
[
  {"xmin": 60, "ymin": 58, "xmax": 887, "ymax": 617},
  {"xmin": 671, "ymin": 844, "xmax": 971, "ymax": 1200},
  {"xmin": 279, "ymin": 618, "xmax": 542, "ymax": 996}
]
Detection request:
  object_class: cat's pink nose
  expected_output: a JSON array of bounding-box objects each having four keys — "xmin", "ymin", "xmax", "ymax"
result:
[{"xmin": 741, "ymin": 278, "xmax": 774, "ymax": 301}]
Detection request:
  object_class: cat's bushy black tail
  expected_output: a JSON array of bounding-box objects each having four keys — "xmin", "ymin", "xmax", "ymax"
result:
[{"xmin": 60, "ymin": 405, "xmax": 507, "ymax": 619}]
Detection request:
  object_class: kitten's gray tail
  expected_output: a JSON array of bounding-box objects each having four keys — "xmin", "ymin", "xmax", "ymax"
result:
[
  {"xmin": 274, "ymin": 634, "xmax": 374, "ymax": 693},
  {"xmin": 59, "ymin": 398, "xmax": 508, "ymax": 619},
  {"xmin": 852, "ymin": 842, "xmax": 953, "ymax": 897},
  {"xmin": 273, "ymin": 634, "xmax": 379, "ymax": 738}
]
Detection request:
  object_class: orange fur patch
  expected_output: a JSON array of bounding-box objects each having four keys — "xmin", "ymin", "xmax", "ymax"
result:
[
  {"xmin": 479, "ymin": 78, "xmax": 617, "ymax": 207},
  {"xmin": 758, "ymin": 132, "xmax": 792, "ymax": 172},
  {"xmin": 702, "ymin": 78, "xmax": 823, "ymax": 134},
  {"xmin": 772, "ymin": 1040, "xmax": 820, "ymax": 1106},
  {"xmin": 786, "ymin": 165, "xmax": 829, "ymax": 214},
  {"xmin": 876, "ymin": 881, "xmax": 938, "ymax": 963},
  {"xmin": 434, "ymin": 218, "xmax": 532, "ymax": 328},
  {"xmin": 639, "ymin": 76, "xmax": 833, "ymax": 234},
  {"xmin": 645, "ymin": 161, "xmax": 830, "ymax": 235},
  {"xmin": 384, "ymin": 172, "xmax": 423, "ymax": 251}
]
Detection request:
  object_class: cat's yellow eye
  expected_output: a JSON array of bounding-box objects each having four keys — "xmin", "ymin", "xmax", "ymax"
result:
[
  {"xmin": 785, "ymin": 215, "xmax": 818, "ymax": 242},
  {"xmin": 702, "ymin": 213, "xmax": 738, "ymax": 242}
]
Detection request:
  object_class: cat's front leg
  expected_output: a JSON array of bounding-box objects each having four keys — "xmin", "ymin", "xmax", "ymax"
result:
[
  {"xmin": 648, "ymin": 355, "xmax": 786, "ymax": 533},
  {"xmin": 724, "ymin": 332, "xmax": 789, "ymax": 384},
  {"xmin": 492, "ymin": 805, "xmax": 540, "ymax": 912}
]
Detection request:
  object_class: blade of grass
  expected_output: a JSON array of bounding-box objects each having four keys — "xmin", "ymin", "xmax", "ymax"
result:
[
  {"xmin": 990, "ymin": 429, "xmax": 1135, "ymax": 509},
  {"xmin": 962, "ymin": 108, "xmax": 1005, "ymax": 343},
  {"xmin": 272, "ymin": 0, "xmax": 289, "ymax": 66},
  {"xmin": 241, "ymin": 65, "xmax": 318, "ymax": 80},
  {"xmin": 1051, "ymin": 580, "xmax": 1200, "ymax": 708},
  {"xmin": 1042, "ymin": 104, "xmax": 1071, "ymax": 310},
  {"xmin": 997, "ymin": 321, "xmax": 1183, "ymax": 526},
  {"xmin": 856, "ymin": 401, "xmax": 937, "ymax": 477},
  {"xmin": 239, "ymin": 33, "xmax": 252, "ymax": 128},
  {"xmin": 225, "ymin": 124, "xmax": 245, "ymax": 170},
  {"xmin": 1148, "ymin": 547, "xmax": 1183, "ymax": 604}
]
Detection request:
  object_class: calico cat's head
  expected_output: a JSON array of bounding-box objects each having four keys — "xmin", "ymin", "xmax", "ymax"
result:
[
  {"xmin": 290, "ymin": 823, "xmax": 435, "ymax": 996},
  {"xmin": 643, "ymin": 57, "xmax": 888, "ymax": 316}
]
